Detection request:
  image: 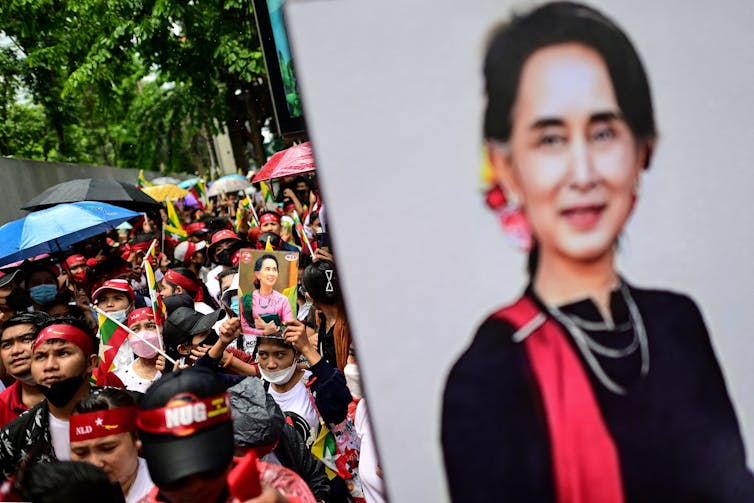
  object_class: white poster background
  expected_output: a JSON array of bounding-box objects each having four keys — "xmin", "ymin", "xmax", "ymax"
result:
[{"xmin": 285, "ymin": 1, "xmax": 754, "ymax": 501}]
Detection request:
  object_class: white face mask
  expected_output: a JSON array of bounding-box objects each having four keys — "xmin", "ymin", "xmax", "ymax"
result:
[
  {"xmin": 343, "ymin": 362, "xmax": 362, "ymax": 399},
  {"xmin": 259, "ymin": 361, "xmax": 298, "ymax": 385},
  {"xmin": 109, "ymin": 309, "xmax": 128, "ymax": 324}
]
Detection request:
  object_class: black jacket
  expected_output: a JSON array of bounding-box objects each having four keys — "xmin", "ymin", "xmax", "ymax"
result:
[
  {"xmin": 0, "ymin": 401, "xmax": 54, "ymax": 479},
  {"xmin": 442, "ymin": 284, "xmax": 754, "ymax": 502}
]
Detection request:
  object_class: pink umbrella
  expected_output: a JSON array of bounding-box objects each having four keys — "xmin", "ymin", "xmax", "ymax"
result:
[{"xmin": 252, "ymin": 142, "xmax": 315, "ymax": 182}]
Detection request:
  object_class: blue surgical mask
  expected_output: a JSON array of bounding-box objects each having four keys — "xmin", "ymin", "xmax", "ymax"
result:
[
  {"xmin": 109, "ymin": 308, "xmax": 128, "ymax": 324},
  {"xmin": 29, "ymin": 284, "xmax": 58, "ymax": 305},
  {"xmin": 230, "ymin": 296, "xmax": 239, "ymax": 316}
]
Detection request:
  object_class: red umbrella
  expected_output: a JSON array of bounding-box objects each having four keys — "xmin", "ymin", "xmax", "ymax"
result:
[{"xmin": 252, "ymin": 142, "xmax": 315, "ymax": 182}]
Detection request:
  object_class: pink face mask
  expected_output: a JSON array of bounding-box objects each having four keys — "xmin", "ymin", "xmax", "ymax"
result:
[{"xmin": 129, "ymin": 330, "xmax": 161, "ymax": 359}]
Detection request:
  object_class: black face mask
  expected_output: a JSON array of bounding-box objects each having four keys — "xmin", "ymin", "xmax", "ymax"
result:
[
  {"xmin": 37, "ymin": 375, "xmax": 84, "ymax": 407},
  {"xmin": 215, "ymin": 241, "xmax": 241, "ymax": 267},
  {"xmin": 5, "ymin": 288, "xmax": 31, "ymax": 312},
  {"xmin": 215, "ymin": 249, "xmax": 234, "ymax": 267}
]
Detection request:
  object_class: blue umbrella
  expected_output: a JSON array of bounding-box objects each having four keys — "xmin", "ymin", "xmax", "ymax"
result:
[
  {"xmin": 178, "ymin": 177, "xmax": 200, "ymax": 189},
  {"xmin": 0, "ymin": 201, "xmax": 139, "ymax": 267}
]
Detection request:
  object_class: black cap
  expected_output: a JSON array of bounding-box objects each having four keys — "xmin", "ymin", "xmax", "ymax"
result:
[
  {"xmin": 137, "ymin": 367, "xmax": 234, "ymax": 486},
  {"xmin": 0, "ymin": 269, "xmax": 23, "ymax": 289},
  {"xmin": 162, "ymin": 293, "xmax": 194, "ymax": 315},
  {"xmin": 162, "ymin": 307, "xmax": 224, "ymax": 351}
]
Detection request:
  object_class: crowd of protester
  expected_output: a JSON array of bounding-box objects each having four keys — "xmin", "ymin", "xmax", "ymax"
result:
[{"xmin": 0, "ymin": 174, "xmax": 386, "ymax": 503}]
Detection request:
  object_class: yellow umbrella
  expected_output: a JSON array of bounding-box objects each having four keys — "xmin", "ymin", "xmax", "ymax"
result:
[{"xmin": 141, "ymin": 184, "xmax": 189, "ymax": 202}]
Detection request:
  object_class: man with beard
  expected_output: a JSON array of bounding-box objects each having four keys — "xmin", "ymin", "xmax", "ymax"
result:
[
  {"xmin": 0, "ymin": 312, "xmax": 51, "ymax": 427},
  {"xmin": 0, "ymin": 317, "xmax": 103, "ymax": 478}
]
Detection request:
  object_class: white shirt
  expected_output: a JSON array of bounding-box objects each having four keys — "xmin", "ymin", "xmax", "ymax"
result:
[
  {"xmin": 48, "ymin": 412, "xmax": 70, "ymax": 461},
  {"xmin": 268, "ymin": 373, "xmax": 320, "ymax": 444},
  {"xmin": 126, "ymin": 458, "xmax": 154, "ymax": 503},
  {"xmin": 355, "ymin": 400, "xmax": 386, "ymax": 503},
  {"xmin": 115, "ymin": 360, "xmax": 162, "ymax": 394}
]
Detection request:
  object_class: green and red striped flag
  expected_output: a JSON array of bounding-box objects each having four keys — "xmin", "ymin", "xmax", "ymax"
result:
[
  {"xmin": 144, "ymin": 259, "xmax": 167, "ymax": 329},
  {"xmin": 189, "ymin": 186, "xmax": 206, "ymax": 210},
  {"xmin": 291, "ymin": 210, "xmax": 315, "ymax": 259},
  {"xmin": 94, "ymin": 312, "xmax": 130, "ymax": 384}
]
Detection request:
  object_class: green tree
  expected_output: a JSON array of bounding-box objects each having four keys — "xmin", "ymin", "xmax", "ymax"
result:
[{"xmin": 0, "ymin": 0, "xmax": 278, "ymax": 173}]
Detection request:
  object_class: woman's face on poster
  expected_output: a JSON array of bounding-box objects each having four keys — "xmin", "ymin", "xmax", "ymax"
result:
[
  {"xmin": 490, "ymin": 43, "xmax": 647, "ymax": 264},
  {"xmin": 256, "ymin": 258, "xmax": 279, "ymax": 289}
]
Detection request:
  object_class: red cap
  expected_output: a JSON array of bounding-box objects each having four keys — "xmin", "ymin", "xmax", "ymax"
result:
[
  {"xmin": 186, "ymin": 222, "xmax": 208, "ymax": 236},
  {"xmin": 92, "ymin": 279, "xmax": 135, "ymax": 302},
  {"xmin": 70, "ymin": 406, "xmax": 137, "ymax": 442},
  {"xmin": 65, "ymin": 254, "xmax": 87, "ymax": 268},
  {"xmin": 210, "ymin": 230, "xmax": 240, "ymax": 246},
  {"xmin": 174, "ymin": 241, "xmax": 206, "ymax": 265},
  {"xmin": 33, "ymin": 324, "xmax": 94, "ymax": 356},
  {"xmin": 128, "ymin": 307, "xmax": 155, "ymax": 327}
]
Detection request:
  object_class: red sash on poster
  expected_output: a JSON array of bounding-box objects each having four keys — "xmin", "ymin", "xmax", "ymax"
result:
[{"xmin": 494, "ymin": 297, "xmax": 624, "ymax": 503}]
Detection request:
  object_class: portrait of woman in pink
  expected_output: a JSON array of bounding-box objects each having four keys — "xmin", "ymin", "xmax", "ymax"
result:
[{"xmin": 239, "ymin": 253, "xmax": 294, "ymax": 355}]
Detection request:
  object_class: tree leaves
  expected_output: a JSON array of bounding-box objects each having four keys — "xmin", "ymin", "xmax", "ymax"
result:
[{"xmin": 0, "ymin": 0, "xmax": 271, "ymax": 172}]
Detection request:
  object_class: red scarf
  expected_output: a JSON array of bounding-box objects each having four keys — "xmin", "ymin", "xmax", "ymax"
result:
[{"xmin": 494, "ymin": 296, "xmax": 624, "ymax": 503}]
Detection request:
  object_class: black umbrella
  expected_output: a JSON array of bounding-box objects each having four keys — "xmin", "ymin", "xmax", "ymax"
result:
[{"xmin": 21, "ymin": 178, "xmax": 161, "ymax": 213}]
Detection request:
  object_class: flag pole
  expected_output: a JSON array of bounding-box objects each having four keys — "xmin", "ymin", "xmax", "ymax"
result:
[
  {"xmin": 94, "ymin": 306, "xmax": 177, "ymax": 364},
  {"xmin": 292, "ymin": 210, "xmax": 316, "ymax": 260}
]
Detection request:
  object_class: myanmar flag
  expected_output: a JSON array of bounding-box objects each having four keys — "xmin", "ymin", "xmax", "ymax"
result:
[
  {"xmin": 144, "ymin": 259, "xmax": 167, "ymax": 329},
  {"xmin": 165, "ymin": 199, "xmax": 187, "ymax": 240},
  {"xmin": 196, "ymin": 179, "xmax": 208, "ymax": 207},
  {"xmin": 94, "ymin": 313, "xmax": 130, "ymax": 385},
  {"xmin": 260, "ymin": 181, "xmax": 274, "ymax": 206},
  {"xmin": 137, "ymin": 170, "xmax": 153, "ymax": 188}
]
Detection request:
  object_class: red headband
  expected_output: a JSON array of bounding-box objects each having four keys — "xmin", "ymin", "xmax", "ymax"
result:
[
  {"xmin": 164, "ymin": 269, "xmax": 198, "ymax": 293},
  {"xmin": 137, "ymin": 393, "xmax": 231, "ymax": 437},
  {"xmin": 33, "ymin": 324, "xmax": 94, "ymax": 356},
  {"xmin": 70, "ymin": 406, "xmax": 137, "ymax": 442},
  {"xmin": 130, "ymin": 241, "xmax": 151, "ymax": 253},
  {"xmin": 66, "ymin": 254, "xmax": 87, "ymax": 268},
  {"xmin": 259, "ymin": 213, "xmax": 280, "ymax": 225},
  {"xmin": 128, "ymin": 307, "xmax": 155, "ymax": 327}
]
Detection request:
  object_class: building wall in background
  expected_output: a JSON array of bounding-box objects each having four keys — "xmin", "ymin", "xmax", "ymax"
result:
[{"xmin": 0, "ymin": 157, "xmax": 164, "ymax": 223}]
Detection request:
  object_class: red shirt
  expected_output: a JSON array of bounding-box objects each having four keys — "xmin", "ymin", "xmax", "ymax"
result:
[{"xmin": 0, "ymin": 381, "xmax": 27, "ymax": 428}]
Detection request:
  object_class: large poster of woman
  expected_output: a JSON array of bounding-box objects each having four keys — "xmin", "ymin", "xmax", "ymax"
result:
[
  {"xmin": 283, "ymin": 0, "xmax": 754, "ymax": 501},
  {"xmin": 237, "ymin": 248, "xmax": 299, "ymax": 354}
]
